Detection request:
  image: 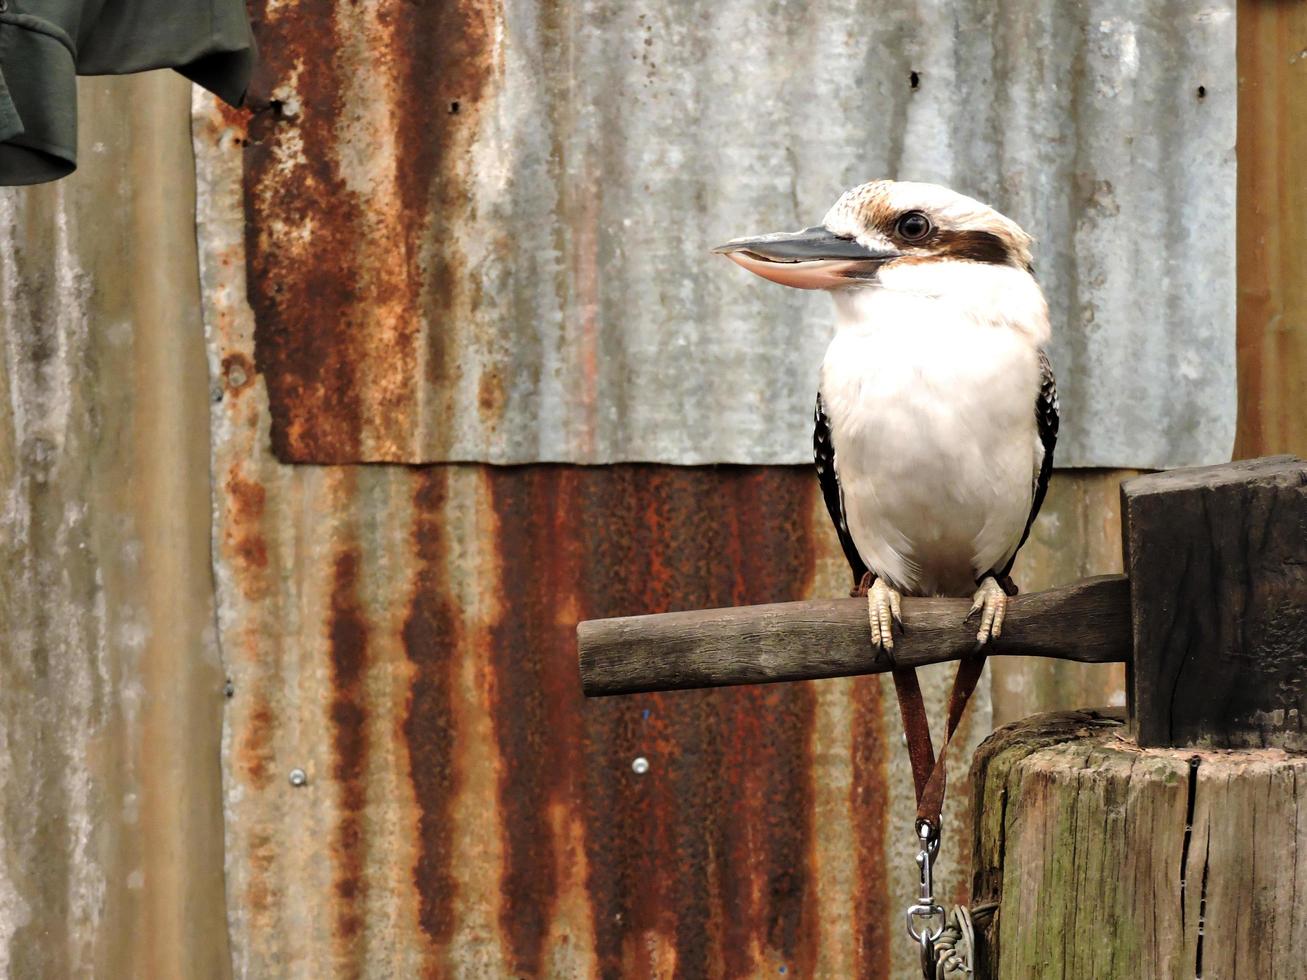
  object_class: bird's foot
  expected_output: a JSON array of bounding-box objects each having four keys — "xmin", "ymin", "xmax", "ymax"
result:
[
  {"xmin": 867, "ymin": 578, "xmax": 903, "ymax": 651},
  {"xmin": 966, "ymin": 576, "xmax": 1007, "ymax": 646}
]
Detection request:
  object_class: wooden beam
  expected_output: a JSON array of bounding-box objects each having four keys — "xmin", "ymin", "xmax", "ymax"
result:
[
  {"xmin": 577, "ymin": 575, "xmax": 1130, "ymax": 697},
  {"xmin": 1122, "ymin": 455, "xmax": 1307, "ymax": 749}
]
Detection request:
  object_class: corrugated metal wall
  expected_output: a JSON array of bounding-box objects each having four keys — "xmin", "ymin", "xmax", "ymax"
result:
[
  {"xmin": 199, "ymin": 96, "xmax": 998, "ymax": 976},
  {"xmin": 237, "ymin": 0, "xmax": 1235, "ymax": 469},
  {"xmin": 195, "ymin": 4, "xmax": 1227, "ymax": 965},
  {"xmin": 0, "ymin": 1, "xmax": 1301, "ymax": 978},
  {"xmin": 194, "ymin": 5, "xmax": 1144, "ymax": 958}
]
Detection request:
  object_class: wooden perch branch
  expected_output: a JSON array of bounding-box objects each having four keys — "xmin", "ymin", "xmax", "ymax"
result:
[{"xmin": 577, "ymin": 575, "xmax": 1130, "ymax": 697}]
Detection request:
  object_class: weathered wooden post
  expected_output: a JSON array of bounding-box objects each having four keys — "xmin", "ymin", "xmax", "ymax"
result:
[{"xmin": 969, "ymin": 456, "xmax": 1307, "ymax": 978}]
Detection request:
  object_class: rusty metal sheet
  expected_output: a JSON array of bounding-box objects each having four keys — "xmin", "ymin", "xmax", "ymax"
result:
[
  {"xmin": 0, "ymin": 75, "xmax": 229, "ymax": 978},
  {"xmin": 197, "ymin": 96, "xmax": 993, "ymax": 978},
  {"xmin": 219, "ymin": 0, "xmax": 1235, "ymax": 468}
]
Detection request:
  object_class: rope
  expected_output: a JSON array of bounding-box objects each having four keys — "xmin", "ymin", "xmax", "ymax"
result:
[{"xmin": 932, "ymin": 902, "xmax": 998, "ymax": 979}]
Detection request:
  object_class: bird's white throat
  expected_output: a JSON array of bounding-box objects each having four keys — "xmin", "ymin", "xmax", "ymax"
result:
[{"xmin": 831, "ymin": 260, "xmax": 1050, "ymax": 348}]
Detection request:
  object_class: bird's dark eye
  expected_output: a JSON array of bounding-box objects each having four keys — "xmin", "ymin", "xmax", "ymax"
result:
[{"xmin": 896, "ymin": 211, "xmax": 932, "ymax": 242}]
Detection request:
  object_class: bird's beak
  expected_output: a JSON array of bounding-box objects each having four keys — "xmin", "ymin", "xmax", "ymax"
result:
[{"xmin": 712, "ymin": 225, "xmax": 900, "ymax": 289}]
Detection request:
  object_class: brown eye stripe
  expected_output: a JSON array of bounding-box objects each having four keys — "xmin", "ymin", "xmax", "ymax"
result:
[
  {"xmin": 934, "ymin": 230, "xmax": 1015, "ymax": 266},
  {"xmin": 863, "ymin": 200, "xmax": 1029, "ymax": 269}
]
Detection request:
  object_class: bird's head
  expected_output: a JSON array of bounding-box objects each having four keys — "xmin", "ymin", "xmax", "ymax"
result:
[{"xmin": 713, "ymin": 179, "xmax": 1034, "ymax": 291}]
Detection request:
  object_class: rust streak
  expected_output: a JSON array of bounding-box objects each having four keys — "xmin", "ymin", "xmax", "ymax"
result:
[
  {"xmin": 477, "ymin": 369, "xmax": 506, "ymax": 420},
  {"xmin": 237, "ymin": 698, "xmax": 277, "ymax": 792},
  {"xmin": 479, "ymin": 467, "xmax": 825, "ymax": 978},
  {"xmin": 225, "ymin": 467, "xmax": 271, "ymax": 591},
  {"xmin": 329, "ymin": 547, "xmax": 371, "ymax": 968},
  {"xmin": 731, "ymin": 472, "xmax": 820, "ymax": 978},
  {"xmin": 245, "ymin": 0, "xmax": 363, "ymax": 461},
  {"xmin": 851, "ymin": 676, "xmax": 892, "ymax": 979},
  {"xmin": 486, "ymin": 469, "xmax": 572, "ymax": 974},
  {"xmin": 243, "ymin": 828, "xmax": 280, "ymax": 930},
  {"xmin": 243, "ymin": 0, "xmax": 501, "ymax": 462},
  {"xmin": 392, "ymin": 0, "xmax": 499, "ymax": 404},
  {"xmin": 402, "ymin": 471, "xmax": 460, "ymax": 955}
]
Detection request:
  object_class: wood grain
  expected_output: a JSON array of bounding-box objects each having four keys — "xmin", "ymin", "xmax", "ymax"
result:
[
  {"xmin": 1236, "ymin": 0, "xmax": 1307, "ymax": 460},
  {"xmin": 578, "ymin": 575, "xmax": 1130, "ymax": 697},
  {"xmin": 970, "ymin": 709, "xmax": 1307, "ymax": 979},
  {"xmin": 1122, "ymin": 456, "xmax": 1307, "ymax": 748}
]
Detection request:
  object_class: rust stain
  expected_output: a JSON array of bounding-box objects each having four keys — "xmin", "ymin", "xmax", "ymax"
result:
[
  {"xmin": 209, "ymin": 96, "xmax": 252, "ymax": 139},
  {"xmin": 244, "ymin": 828, "xmax": 280, "ymax": 926},
  {"xmin": 237, "ymin": 699, "xmax": 277, "ymax": 791},
  {"xmin": 235, "ymin": 679, "xmax": 283, "ymax": 956},
  {"xmin": 390, "ymin": 0, "xmax": 499, "ymax": 404},
  {"xmin": 243, "ymin": 0, "xmax": 501, "ymax": 463},
  {"xmin": 850, "ymin": 677, "xmax": 892, "ymax": 979},
  {"xmin": 224, "ymin": 467, "xmax": 270, "ymax": 593},
  {"xmin": 477, "ymin": 369, "xmax": 505, "ymax": 420},
  {"xmin": 222, "ymin": 352, "xmax": 257, "ymax": 396},
  {"xmin": 329, "ymin": 547, "xmax": 372, "ymax": 966},
  {"xmin": 222, "ymin": 454, "xmax": 284, "ymax": 962},
  {"xmin": 707, "ymin": 471, "xmax": 820, "ymax": 979},
  {"xmin": 244, "ymin": 0, "xmax": 362, "ymax": 462},
  {"xmin": 484, "ymin": 470, "xmax": 569, "ymax": 974},
  {"xmin": 485, "ymin": 467, "xmax": 821, "ymax": 977},
  {"xmin": 401, "ymin": 471, "xmax": 460, "ymax": 952}
]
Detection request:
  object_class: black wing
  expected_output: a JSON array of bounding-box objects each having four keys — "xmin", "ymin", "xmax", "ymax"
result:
[
  {"xmin": 814, "ymin": 392, "xmax": 869, "ymax": 590},
  {"xmin": 996, "ymin": 350, "xmax": 1059, "ymax": 581}
]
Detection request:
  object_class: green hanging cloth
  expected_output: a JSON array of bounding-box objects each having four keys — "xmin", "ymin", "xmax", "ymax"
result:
[{"xmin": 0, "ymin": 0, "xmax": 254, "ymax": 185}]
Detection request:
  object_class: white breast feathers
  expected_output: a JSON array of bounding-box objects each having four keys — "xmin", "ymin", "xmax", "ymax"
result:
[{"xmin": 820, "ymin": 263, "xmax": 1048, "ymax": 597}]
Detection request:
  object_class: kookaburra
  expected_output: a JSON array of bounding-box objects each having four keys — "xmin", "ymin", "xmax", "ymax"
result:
[{"xmin": 715, "ymin": 180, "xmax": 1058, "ymax": 648}]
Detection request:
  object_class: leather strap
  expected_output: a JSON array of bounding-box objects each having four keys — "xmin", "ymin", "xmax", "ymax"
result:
[
  {"xmin": 891, "ymin": 666, "xmax": 935, "ymax": 801},
  {"xmin": 891, "ymin": 651, "xmax": 988, "ymax": 827}
]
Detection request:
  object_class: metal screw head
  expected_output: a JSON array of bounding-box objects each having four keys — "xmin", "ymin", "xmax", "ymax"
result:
[
  {"xmin": 288, "ymin": 768, "xmax": 308, "ymax": 787},
  {"xmin": 631, "ymin": 756, "xmax": 649, "ymax": 775}
]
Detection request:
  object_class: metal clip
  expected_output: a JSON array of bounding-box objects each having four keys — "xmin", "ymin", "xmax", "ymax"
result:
[{"xmin": 906, "ymin": 819, "xmax": 945, "ymax": 978}]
